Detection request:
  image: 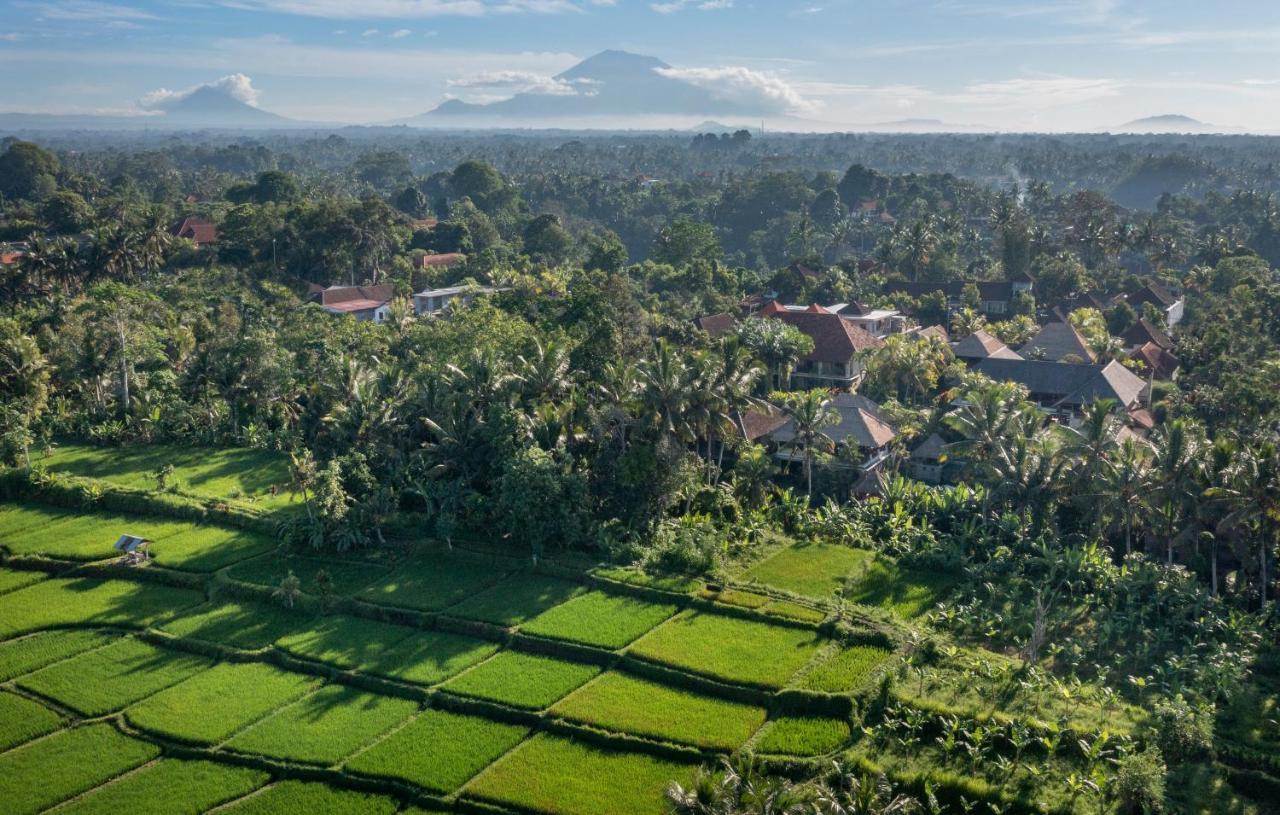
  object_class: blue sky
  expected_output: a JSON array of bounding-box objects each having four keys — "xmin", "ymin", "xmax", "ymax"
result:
[{"xmin": 2, "ymin": 0, "xmax": 1280, "ymax": 130}]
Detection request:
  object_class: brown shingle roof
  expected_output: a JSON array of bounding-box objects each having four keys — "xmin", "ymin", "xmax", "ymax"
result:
[
  {"xmin": 1021, "ymin": 320, "xmax": 1096, "ymax": 363},
  {"xmin": 695, "ymin": 312, "xmax": 736, "ymax": 338},
  {"xmin": 413, "ymin": 252, "xmax": 466, "ymax": 269},
  {"xmin": 735, "ymin": 409, "xmax": 789, "ymax": 441},
  {"xmin": 953, "ymin": 329, "xmax": 1021, "ymax": 360},
  {"xmin": 1123, "ymin": 318, "xmax": 1173, "ymax": 351},
  {"xmin": 764, "ymin": 310, "xmax": 883, "ymax": 363},
  {"xmin": 170, "ymin": 216, "xmax": 218, "ymax": 246},
  {"xmin": 1130, "ymin": 341, "xmax": 1180, "ymax": 380}
]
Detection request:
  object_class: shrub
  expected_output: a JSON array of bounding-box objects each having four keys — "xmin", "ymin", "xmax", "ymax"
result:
[
  {"xmin": 1116, "ymin": 746, "xmax": 1167, "ymax": 814},
  {"xmin": 1151, "ymin": 696, "xmax": 1214, "ymax": 764}
]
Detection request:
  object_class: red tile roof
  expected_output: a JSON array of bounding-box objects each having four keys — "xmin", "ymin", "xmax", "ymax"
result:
[
  {"xmin": 758, "ymin": 300, "xmax": 787, "ymax": 316},
  {"xmin": 170, "ymin": 216, "xmax": 218, "ymax": 246},
  {"xmin": 764, "ymin": 309, "xmax": 883, "ymax": 363}
]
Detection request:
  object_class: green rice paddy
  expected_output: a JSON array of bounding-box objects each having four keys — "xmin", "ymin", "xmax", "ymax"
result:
[
  {"xmin": 628, "ymin": 609, "xmax": 827, "ymax": 688},
  {"xmin": 344, "ymin": 708, "xmax": 529, "ymax": 793},
  {"xmin": 519, "ymin": 590, "xmax": 677, "ymax": 648},
  {"xmin": 50, "ymin": 759, "xmax": 268, "ymax": 815},
  {"xmin": 0, "ymin": 724, "xmax": 161, "ymax": 815},
  {"xmin": 755, "ymin": 715, "xmax": 852, "ymax": 756},
  {"xmin": 442, "ymin": 650, "xmax": 601, "ymax": 710},
  {"xmin": 0, "ymin": 690, "xmax": 65, "ymax": 751},
  {"xmin": 743, "ymin": 541, "xmax": 875, "ymax": 599},
  {"xmin": 797, "ymin": 643, "xmax": 894, "ymax": 693}
]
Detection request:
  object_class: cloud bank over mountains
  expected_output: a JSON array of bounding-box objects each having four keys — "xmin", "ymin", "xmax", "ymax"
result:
[{"xmin": 139, "ymin": 74, "xmax": 262, "ymax": 111}]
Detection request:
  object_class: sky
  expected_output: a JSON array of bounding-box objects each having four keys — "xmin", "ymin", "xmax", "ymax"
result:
[{"xmin": 3, "ymin": 0, "xmax": 1280, "ymax": 131}]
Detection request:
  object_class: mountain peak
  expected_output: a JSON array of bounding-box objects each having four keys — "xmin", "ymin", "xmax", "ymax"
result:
[{"xmin": 556, "ymin": 50, "xmax": 670, "ymax": 82}]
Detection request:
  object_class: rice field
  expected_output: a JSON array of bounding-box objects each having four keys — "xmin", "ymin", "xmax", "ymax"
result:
[
  {"xmin": 0, "ymin": 690, "xmax": 65, "ymax": 751},
  {"xmin": 754, "ymin": 715, "xmax": 852, "ymax": 756},
  {"xmin": 49, "ymin": 758, "xmax": 268, "ymax": 815},
  {"xmin": 38, "ymin": 443, "xmax": 294, "ymax": 510},
  {"xmin": 519, "ymin": 590, "xmax": 678, "ymax": 649},
  {"xmin": 356, "ymin": 557, "xmax": 508, "ymax": 612},
  {"xmin": 466, "ymin": 733, "xmax": 696, "ymax": 815},
  {"xmin": 743, "ymin": 541, "xmax": 875, "ymax": 599},
  {"xmin": 158, "ymin": 601, "xmax": 307, "ymax": 650},
  {"xmin": 0, "ymin": 577, "xmax": 203, "ymax": 637},
  {"xmin": 445, "ymin": 571, "xmax": 585, "ymax": 627},
  {"xmin": 225, "ymin": 684, "xmax": 418, "ymax": 765},
  {"xmin": 0, "ymin": 565, "xmax": 45, "ymax": 595},
  {"xmin": 124, "ymin": 662, "xmax": 317, "ymax": 745},
  {"xmin": 216, "ymin": 780, "xmax": 400, "ymax": 815},
  {"xmin": 442, "ymin": 650, "xmax": 601, "ymax": 710},
  {"xmin": 0, "ymin": 724, "xmax": 161, "ymax": 815},
  {"xmin": 551, "ymin": 671, "xmax": 768, "ymax": 750},
  {"xmin": 628, "ymin": 609, "xmax": 828, "ymax": 689},
  {"xmin": 17, "ymin": 637, "xmax": 213, "ymax": 716},
  {"xmin": 344, "ymin": 708, "xmax": 529, "ymax": 793},
  {"xmin": 797, "ymin": 643, "xmax": 895, "ymax": 693},
  {"xmin": 226, "ymin": 555, "xmax": 392, "ymax": 595},
  {"xmin": 0, "ymin": 629, "xmax": 115, "ymax": 682}
]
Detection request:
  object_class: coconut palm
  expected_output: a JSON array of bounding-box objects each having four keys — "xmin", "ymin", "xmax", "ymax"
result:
[
  {"xmin": 1210, "ymin": 436, "xmax": 1280, "ymax": 608},
  {"xmin": 778, "ymin": 389, "xmax": 839, "ymax": 497},
  {"xmin": 1146, "ymin": 418, "xmax": 1206, "ymax": 565}
]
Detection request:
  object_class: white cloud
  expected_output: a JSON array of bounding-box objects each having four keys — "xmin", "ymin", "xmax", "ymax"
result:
[
  {"xmin": 211, "ymin": 0, "xmax": 587, "ymax": 18},
  {"xmin": 448, "ymin": 70, "xmax": 596, "ymax": 97},
  {"xmin": 23, "ymin": 1, "xmax": 157, "ymax": 21},
  {"xmin": 655, "ymin": 65, "xmax": 813, "ymax": 114},
  {"xmin": 950, "ymin": 76, "xmax": 1121, "ymax": 109},
  {"xmin": 139, "ymin": 73, "xmax": 261, "ymax": 109},
  {"xmin": 651, "ymin": 0, "xmax": 732, "ymax": 12},
  {"xmin": 390, "ymin": 28, "xmax": 411, "ymax": 37}
]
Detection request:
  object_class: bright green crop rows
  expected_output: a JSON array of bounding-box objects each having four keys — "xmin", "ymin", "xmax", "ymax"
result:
[
  {"xmin": 519, "ymin": 590, "xmax": 677, "ymax": 649},
  {"xmin": 219, "ymin": 780, "xmax": 400, "ymax": 815},
  {"xmin": 0, "ymin": 577, "xmax": 203, "ymax": 638},
  {"xmin": 744, "ymin": 541, "xmax": 875, "ymax": 599},
  {"xmin": 18, "ymin": 637, "xmax": 212, "ymax": 716},
  {"xmin": 227, "ymin": 684, "xmax": 418, "ymax": 765},
  {"xmin": 755, "ymin": 716, "xmax": 852, "ymax": 756},
  {"xmin": 798, "ymin": 644, "xmax": 894, "ymax": 693},
  {"xmin": 0, "ymin": 629, "xmax": 114, "ymax": 682},
  {"xmin": 345, "ymin": 708, "xmax": 528, "ymax": 793},
  {"xmin": 227, "ymin": 555, "xmax": 392, "ymax": 595},
  {"xmin": 467, "ymin": 733, "xmax": 696, "ymax": 815},
  {"xmin": 158, "ymin": 601, "xmax": 307, "ymax": 650},
  {"xmin": 552, "ymin": 671, "xmax": 767, "ymax": 750},
  {"xmin": 629, "ymin": 610, "xmax": 827, "ymax": 689},
  {"xmin": 125, "ymin": 662, "xmax": 317, "ymax": 745},
  {"xmin": 0, "ymin": 723, "xmax": 161, "ymax": 815},
  {"xmin": 0, "ymin": 690, "xmax": 64, "ymax": 751},
  {"xmin": 445, "ymin": 571, "xmax": 584, "ymax": 626},
  {"xmin": 357, "ymin": 557, "xmax": 507, "ymax": 611},
  {"xmin": 0, "ymin": 566, "xmax": 44, "ymax": 595},
  {"xmin": 52, "ymin": 758, "xmax": 268, "ymax": 815},
  {"xmin": 442, "ymin": 650, "xmax": 600, "ymax": 710}
]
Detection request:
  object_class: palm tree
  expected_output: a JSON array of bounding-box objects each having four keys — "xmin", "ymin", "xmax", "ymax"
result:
[
  {"xmin": 1146, "ymin": 418, "xmax": 1206, "ymax": 566},
  {"xmin": 1210, "ymin": 436, "xmax": 1280, "ymax": 608},
  {"xmin": 637, "ymin": 339, "xmax": 694, "ymax": 448},
  {"xmin": 1098, "ymin": 438, "xmax": 1150, "ymax": 556},
  {"xmin": 778, "ymin": 389, "xmax": 839, "ymax": 497},
  {"xmin": 516, "ymin": 337, "xmax": 573, "ymax": 404},
  {"xmin": 732, "ymin": 444, "xmax": 777, "ymax": 508}
]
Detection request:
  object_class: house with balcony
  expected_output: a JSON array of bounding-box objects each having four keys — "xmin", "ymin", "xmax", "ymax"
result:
[{"xmin": 758, "ymin": 301, "xmax": 883, "ymax": 390}]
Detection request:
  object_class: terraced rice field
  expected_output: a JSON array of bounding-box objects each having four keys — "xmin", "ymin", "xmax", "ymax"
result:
[{"xmin": 0, "ymin": 500, "xmax": 924, "ymax": 815}]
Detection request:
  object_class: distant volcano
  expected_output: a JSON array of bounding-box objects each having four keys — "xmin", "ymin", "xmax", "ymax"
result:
[
  {"xmin": 1111, "ymin": 114, "xmax": 1223, "ymax": 134},
  {"xmin": 414, "ymin": 50, "xmax": 776, "ymax": 126},
  {"xmin": 158, "ymin": 85, "xmax": 292, "ymax": 128}
]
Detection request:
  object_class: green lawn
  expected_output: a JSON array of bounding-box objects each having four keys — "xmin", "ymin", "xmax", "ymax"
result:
[
  {"xmin": 444, "ymin": 571, "xmax": 585, "ymax": 627},
  {"xmin": 466, "ymin": 733, "xmax": 695, "ymax": 815},
  {"xmin": 17, "ymin": 637, "xmax": 212, "ymax": 716},
  {"xmin": 356, "ymin": 557, "xmax": 508, "ymax": 612},
  {"xmin": 0, "ymin": 723, "xmax": 161, "ymax": 815},
  {"xmin": 519, "ymin": 590, "xmax": 678, "ymax": 649},
  {"xmin": 51, "ymin": 758, "xmax": 268, "ymax": 815},
  {"xmin": 217, "ymin": 780, "xmax": 400, "ymax": 815},
  {"xmin": 158, "ymin": 601, "xmax": 309, "ymax": 650},
  {"xmin": 40, "ymin": 443, "xmax": 294, "ymax": 510},
  {"xmin": 0, "ymin": 690, "xmax": 64, "ymax": 751},
  {"xmin": 345, "ymin": 708, "xmax": 529, "ymax": 793},
  {"xmin": 226, "ymin": 684, "xmax": 418, "ymax": 766},
  {"xmin": 227, "ymin": 555, "xmax": 391, "ymax": 595},
  {"xmin": 125, "ymin": 662, "xmax": 317, "ymax": 745},
  {"xmin": 743, "ymin": 542, "xmax": 875, "ymax": 599},
  {"xmin": 552, "ymin": 671, "xmax": 766, "ymax": 750},
  {"xmin": 0, "ymin": 577, "xmax": 203, "ymax": 638},
  {"xmin": 797, "ymin": 644, "xmax": 894, "ymax": 693},
  {"xmin": 628, "ymin": 610, "xmax": 827, "ymax": 689},
  {"xmin": 755, "ymin": 716, "xmax": 852, "ymax": 756},
  {"xmin": 0, "ymin": 629, "xmax": 115, "ymax": 682},
  {"xmin": 442, "ymin": 651, "xmax": 600, "ymax": 710}
]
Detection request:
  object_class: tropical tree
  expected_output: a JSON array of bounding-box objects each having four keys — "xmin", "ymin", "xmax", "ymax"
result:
[{"xmin": 776, "ymin": 389, "xmax": 839, "ymax": 497}]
